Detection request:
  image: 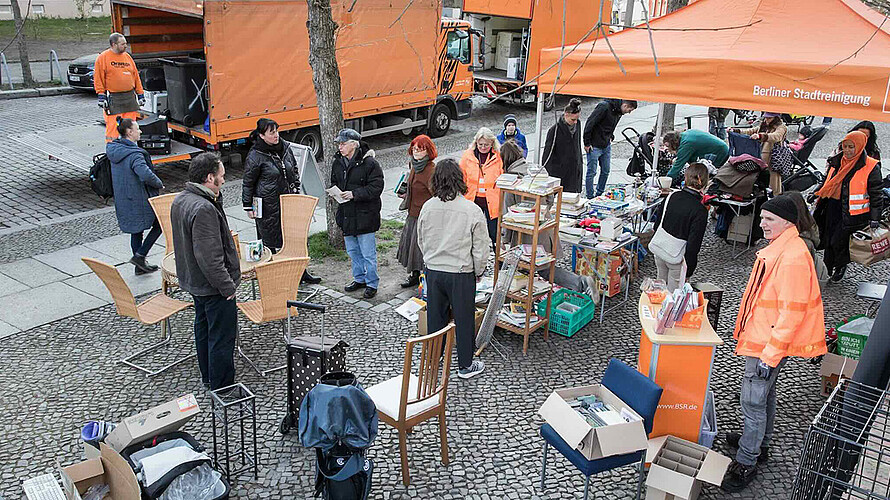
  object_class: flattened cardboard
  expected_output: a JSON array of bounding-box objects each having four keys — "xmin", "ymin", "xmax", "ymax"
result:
[
  {"xmin": 106, "ymin": 394, "xmax": 199, "ymax": 452},
  {"xmin": 819, "ymin": 352, "xmax": 859, "ymax": 396},
  {"xmin": 61, "ymin": 443, "xmax": 141, "ymax": 500},
  {"xmin": 538, "ymin": 384, "xmax": 648, "ymax": 460}
]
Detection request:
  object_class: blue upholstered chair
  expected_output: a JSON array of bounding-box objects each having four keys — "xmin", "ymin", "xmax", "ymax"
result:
[{"xmin": 539, "ymin": 358, "xmax": 663, "ymax": 500}]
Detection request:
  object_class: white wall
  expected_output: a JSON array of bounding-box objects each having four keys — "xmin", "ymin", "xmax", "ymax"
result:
[{"xmin": 0, "ymin": 0, "xmax": 110, "ymax": 20}]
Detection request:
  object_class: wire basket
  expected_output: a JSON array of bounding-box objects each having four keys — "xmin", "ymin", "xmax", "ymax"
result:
[{"xmin": 791, "ymin": 378, "xmax": 890, "ymax": 499}]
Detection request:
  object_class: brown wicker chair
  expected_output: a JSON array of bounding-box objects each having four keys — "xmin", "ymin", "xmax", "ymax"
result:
[
  {"xmin": 149, "ymin": 193, "xmax": 179, "ymax": 295},
  {"xmin": 275, "ymin": 194, "xmax": 318, "ymax": 260},
  {"xmin": 365, "ymin": 324, "xmax": 456, "ymax": 486},
  {"xmin": 82, "ymin": 257, "xmax": 194, "ymax": 377},
  {"xmin": 236, "ymin": 257, "xmax": 309, "ymax": 376}
]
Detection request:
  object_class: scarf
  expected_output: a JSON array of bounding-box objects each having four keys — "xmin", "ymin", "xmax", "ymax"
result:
[
  {"xmin": 817, "ymin": 131, "xmax": 867, "ymax": 200},
  {"xmin": 411, "ymin": 156, "xmax": 429, "ymax": 173},
  {"xmin": 474, "ymin": 149, "xmax": 491, "ymax": 167},
  {"xmin": 254, "ymin": 137, "xmax": 286, "ymax": 156}
]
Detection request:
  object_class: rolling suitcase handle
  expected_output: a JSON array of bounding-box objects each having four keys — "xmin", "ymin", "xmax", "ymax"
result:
[{"xmin": 286, "ymin": 300, "xmax": 327, "ymax": 346}]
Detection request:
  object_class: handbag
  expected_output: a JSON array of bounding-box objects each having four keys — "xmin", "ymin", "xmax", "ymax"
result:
[
  {"xmin": 769, "ymin": 141, "xmax": 794, "ymax": 177},
  {"xmin": 648, "ymin": 192, "xmax": 687, "ymax": 265},
  {"xmin": 398, "ymin": 168, "xmax": 412, "ymax": 211},
  {"xmin": 850, "ymin": 223, "xmax": 890, "ymax": 266}
]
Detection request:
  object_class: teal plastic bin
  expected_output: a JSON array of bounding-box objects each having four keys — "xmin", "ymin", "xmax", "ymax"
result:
[{"xmin": 537, "ymin": 289, "xmax": 595, "ymax": 337}]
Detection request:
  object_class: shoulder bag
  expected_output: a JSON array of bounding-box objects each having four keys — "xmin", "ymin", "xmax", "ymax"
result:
[{"xmin": 648, "ymin": 192, "xmax": 687, "ymax": 265}]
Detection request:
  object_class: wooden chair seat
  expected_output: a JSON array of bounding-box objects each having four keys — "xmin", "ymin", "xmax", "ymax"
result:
[
  {"xmin": 366, "ymin": 374, "xmax": 440, "ymax": 421},
  {"xmin": 136, "ymin": 294, "xmax": 192, "ymax": 325}
]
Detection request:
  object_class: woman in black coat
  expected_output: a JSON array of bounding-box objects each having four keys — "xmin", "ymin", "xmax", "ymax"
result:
[{"xmin": 242, "ymin": 118, "xmax": 300, "ymax": 251}]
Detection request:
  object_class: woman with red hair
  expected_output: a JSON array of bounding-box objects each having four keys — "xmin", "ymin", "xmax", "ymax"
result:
[{"xmin": 397, "ymin": 135, "xmax": 437, "ymax": 288}]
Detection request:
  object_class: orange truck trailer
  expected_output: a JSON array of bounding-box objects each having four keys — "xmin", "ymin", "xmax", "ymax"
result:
[
  {"xmin": 458, "ymin": 0, "xmax": 612, "ymax": 109},
  {"xmin": 110, "ymin": 0, "xmax": 476, "ymax": 157}
]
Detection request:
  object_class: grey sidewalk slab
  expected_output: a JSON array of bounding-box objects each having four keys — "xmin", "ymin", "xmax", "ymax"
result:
[
  {"xmin": 82, "ymin": 233, "xmax": 165, "ymax": 265},
  {"xmin": 0, "ymin": 272, "xmax": 29, "ymax": 299},
  {"xmin": 0, "ymin": 257, "xmax": 71, "ymax": 288},
  {"xmin": 32, "ymin": 244, "xmax": 116, "ymax": 277},
  {"xmin": 0, "ymin": 319, "xmax": 20, "ymax": 339},
  {"xmin": 0, "ymin": 281, "xmax": 106, "ymax": 331},
  {"xmin": 64, "ymin": 263, "xmax": 164, "ymax": 303}
]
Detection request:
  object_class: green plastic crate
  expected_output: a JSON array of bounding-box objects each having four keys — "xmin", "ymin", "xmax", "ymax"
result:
[{"xmin": 537, "ymin": 289, "xmax": 595, "ymax": 338}]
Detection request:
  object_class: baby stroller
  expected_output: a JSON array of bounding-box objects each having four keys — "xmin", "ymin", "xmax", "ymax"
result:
[
  {"xmin": 622, "ymin": 126, "xmax": 673, "ymax": 177},
  {"xmin": 783, "ymin": 125, "xmax": 827, "ymax": 193},
  {"xmin": 300, "ymin": 371, "xmax": 377, "ymax": 500}
]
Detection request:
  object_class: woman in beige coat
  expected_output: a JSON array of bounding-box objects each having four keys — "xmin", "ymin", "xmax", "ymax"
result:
[{"xmin": 730, "ymin": 112, "xmax": 787, "ymax": 194}]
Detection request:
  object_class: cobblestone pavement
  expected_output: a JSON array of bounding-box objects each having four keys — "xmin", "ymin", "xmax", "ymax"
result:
[{"xmin": 0, "ymin": 226, "xmax": 887, "ymax": 499}]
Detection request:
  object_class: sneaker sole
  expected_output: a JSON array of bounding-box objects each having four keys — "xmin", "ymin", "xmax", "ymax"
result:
[{"xmin": 458, "ymin": 368, "xmax": 484, "ymax": 379}]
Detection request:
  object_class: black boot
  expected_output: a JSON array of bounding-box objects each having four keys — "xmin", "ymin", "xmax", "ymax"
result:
[
  {"xmin": 301, "ymin": 270, "xmax": 322, "ymax": 285},
  {"xmin": 721, "ymin": 460, "xmax": 757, "ymax": 492},
  {"xmin": 130, "ymin": 255, "xmax": 159, "ymax": 275},
  {"xmin": 831, "ymin": 264, "xmax": 847, "ymax": 283},
  {"xmin": 400, "ymin": 271, "xmax": 420, "ymax": 288}
]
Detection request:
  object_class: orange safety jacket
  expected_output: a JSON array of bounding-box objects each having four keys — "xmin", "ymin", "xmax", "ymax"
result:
[
  {"xmin": 93, "ymin": 49, "xmax": 144, "ymax": 95},
  {"xmin": 824, "ymin": 156, "xmax": 880, "ymax": 216},
  {"xmin": 734, "ymin": 225, "xmax": 826, "ymax": 367},
  {"xmin": 460, "ymin": 148, "xmax": 503, "ymax": 219}
]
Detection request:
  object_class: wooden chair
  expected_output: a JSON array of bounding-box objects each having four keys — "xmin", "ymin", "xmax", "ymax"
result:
[
  {"xmin": 365, "ymin": 324, "xmax": 456, "ymax": 486},
  {"xmin": 148, "ymin": 193, "xmax": 178, "ymax": 295},
  {"xmin": 82, "ymin": 257, "xmax": 194, "ymax": 377},
  {"xmin": 236, "ymin": 257, "xmax": 309, "ymax": 376},
  {"xmin": 275, "ymin": 194, "xmax": 318, "ymax": 260}
]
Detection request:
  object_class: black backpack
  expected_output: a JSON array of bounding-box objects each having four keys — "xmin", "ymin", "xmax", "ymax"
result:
[{"xmin": 90, "ymin": 153, "xmax": 114, "ymax": 200}]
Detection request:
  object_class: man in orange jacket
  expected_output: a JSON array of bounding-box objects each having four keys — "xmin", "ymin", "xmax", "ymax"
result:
[
  {"xmin": 94, "ymin": 33, "xmax": 144, "ymax": 142},
  {"xmin": 722, "ymin": 194, "xmax": 826, "ymax": 492}
]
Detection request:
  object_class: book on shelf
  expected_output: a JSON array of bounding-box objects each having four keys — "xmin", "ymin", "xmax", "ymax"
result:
[
  {"xmin": 509, "ymin": 201, "xmax": 537, "ymax": 213},
  {"xmin": 496, "ymin": 173, "xmax": 520, "ymax": 188}
]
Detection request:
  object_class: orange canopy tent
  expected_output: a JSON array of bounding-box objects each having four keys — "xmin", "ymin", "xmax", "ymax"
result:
[{"xmin": 538, "ymin": 0, "xmax": 890, "ymax": 123}]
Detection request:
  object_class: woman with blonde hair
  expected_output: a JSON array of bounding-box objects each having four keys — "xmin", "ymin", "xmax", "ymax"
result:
[{"xmin": 459, "ymin": 127, "xmax": 503, "ymax": 246}]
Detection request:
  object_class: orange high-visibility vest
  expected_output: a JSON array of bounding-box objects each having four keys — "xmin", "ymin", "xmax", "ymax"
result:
[
  {"xmin": 825, "ymin": 156, "xmax": 880, "ymax": 216},
  {"xmin": 734, "ymin": 226, "xmax": 826, "ymax": 367},
  {"xmin": 460, "ymin": 148, "xmax": 503, "ymax": 219}
]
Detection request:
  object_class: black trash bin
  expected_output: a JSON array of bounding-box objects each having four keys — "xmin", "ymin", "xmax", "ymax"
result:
[{"xmin": 160, "ymin": 57, "xmax": 208, "ymax": 127}]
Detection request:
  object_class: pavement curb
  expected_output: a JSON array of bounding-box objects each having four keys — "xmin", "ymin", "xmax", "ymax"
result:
[{"xmin": 0, "ymin": 86, "xmax": 82, "ymax": 100}]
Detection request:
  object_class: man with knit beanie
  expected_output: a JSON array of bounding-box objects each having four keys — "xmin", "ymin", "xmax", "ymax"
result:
[
  {"xmin": 496, "ymin": 114, "xmax": 528, "ymax": 157},
  {"xmin": 722, "ymin": 193, "xmax": 826, "ymax": 492}
]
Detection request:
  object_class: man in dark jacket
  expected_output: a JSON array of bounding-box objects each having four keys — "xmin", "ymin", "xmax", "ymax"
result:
[
  {"xmin": 331, "ymin": 128, "xmax": 384, "ymax": 299},
  {"xmin": 543, "ymin": 98, "xmax": 584, "ymax": 193},
  {"xmin": 171, "ymin": 152, "xmax": 240, "ymax": 390},
  {"xmin": 583, "ymin": 98, "xmax": 637, "ymax": 198}
]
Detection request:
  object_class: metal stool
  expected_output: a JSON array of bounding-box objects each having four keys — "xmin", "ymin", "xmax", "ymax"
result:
[{"xmin": 210, "ymin": 383, "xmax": 258, "ymax": 481}]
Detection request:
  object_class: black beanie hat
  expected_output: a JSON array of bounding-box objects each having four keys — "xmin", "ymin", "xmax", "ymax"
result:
[
  {"xmin": 761, "ymin": 195, "xmax": 798, "ymax": 225},
  {"xmin": 503, "ymin": 114, "xmax": 517, "ymax": 128}
]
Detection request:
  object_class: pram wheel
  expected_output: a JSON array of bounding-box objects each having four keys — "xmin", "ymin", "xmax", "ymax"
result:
[{"xmin": 280, "ymin": 414, "xmax": 292, "ymax": 435}]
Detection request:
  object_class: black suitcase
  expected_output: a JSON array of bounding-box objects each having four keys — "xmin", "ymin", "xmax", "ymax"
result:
[
  {"xmin": 120, "ymin": 431, "xmax": 230, "ymax": 500},
  {"xmin": 279, "ymin": 300, "xmax": 348, "ymax": 435}
]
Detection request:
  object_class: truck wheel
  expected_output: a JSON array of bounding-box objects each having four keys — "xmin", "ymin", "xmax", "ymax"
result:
[
  {"xmin": 428, "ymin": 103, "xmax": 452, "ymax": 138},
  {"xmin": 296, "ymin": 128, "xmax": 323, "ymax": 161}
]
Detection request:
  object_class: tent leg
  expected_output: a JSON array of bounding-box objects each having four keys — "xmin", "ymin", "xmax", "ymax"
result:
[
  {"xmin": 535, "ymin": 92, "xmax": 545, "ymax": 165},
  {"xmin": 651, "ymin": 102, "xmax": 665, "ymax": 184}
]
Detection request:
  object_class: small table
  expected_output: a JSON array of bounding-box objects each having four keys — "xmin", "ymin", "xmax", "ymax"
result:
[{"xmin": 571, "ymin": 235, "xmax": 639, "ymax": 324}]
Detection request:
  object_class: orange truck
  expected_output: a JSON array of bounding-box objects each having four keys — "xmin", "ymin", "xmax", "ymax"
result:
[
  {"xmin": 458, "ymin": 0, "xmax": 612, "ymax": 109},
  {"xmin": 109, "ymin": 0, "xmax": 476, "ymax": 157}
]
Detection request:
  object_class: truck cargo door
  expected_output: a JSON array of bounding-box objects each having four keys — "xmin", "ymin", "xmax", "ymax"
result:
[{"xmin": 438, "ymin": 26, "xmax": 474, "ymax": 99}]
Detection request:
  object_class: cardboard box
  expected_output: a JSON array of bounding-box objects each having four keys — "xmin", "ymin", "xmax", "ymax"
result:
[
  {"xmin": 727, "ymin": 214, "xmax": 753, "ymax": 244},
  {"xmin": 599, "ymin": 274, "xmax": 622, "ymax": 298},
  {"xmin": 506, "ymin": 57, "xmax": 522, "ymax": 79},
  {"xmin": 417, "ymin": 306, "xmax": 484, "ymax": 337},
  {"xmin": 60, "ymin": 443, "xmax": 141, "ymax": 500},
  {"xmin": 105, "ymin": 394, "xmax": 200, "ymax": 452},
  {"xmin": 596, "ymin": 253, "xmax": 621, "ymax": 276},
  {"xmin": 538, "ymin": 384, "xmax": 648, "ymax": 460},
  {"xmin": 645, "ymin": 435, "xmax": 731, "ymax": 500},
  {"xmin": 819, "ymin": 352, "xmax": 859, "ymax": 396}
]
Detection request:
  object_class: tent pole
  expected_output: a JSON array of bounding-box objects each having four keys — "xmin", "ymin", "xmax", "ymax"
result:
[
  {"xmin": 652, "ymin": 102, "xmax": 665, "ymax": 186},
  {"xmin": 535, "ymin": 92, "xmax": 545, "ymax": 165}
]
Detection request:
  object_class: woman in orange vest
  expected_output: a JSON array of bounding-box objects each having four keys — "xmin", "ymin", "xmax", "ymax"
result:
[
  {"xmin": 460, "ymin": 127, "xmax": 503, "ymax": 247},
  {"xmin": 814, "ymin": 130, "xmax": 883, "ymax": 282}
]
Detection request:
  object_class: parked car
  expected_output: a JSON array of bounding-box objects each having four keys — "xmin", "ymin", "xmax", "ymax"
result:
[{"xmin": 67, "ymin": 53, "xmax": 98, "ymax": 91}]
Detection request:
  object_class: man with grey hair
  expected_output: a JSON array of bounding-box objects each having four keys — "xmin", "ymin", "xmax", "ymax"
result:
[
  {"xmin": 331, "ymin": 128, "xmax": 384, "ymax": 299},
  {"xmin": 94, "ymin": 32, "xmax": 144, "ymax": 142}
]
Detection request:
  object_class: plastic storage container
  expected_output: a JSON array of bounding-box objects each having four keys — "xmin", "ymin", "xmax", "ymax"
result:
[
  {"xmin": 537, "ymin": 289, "xmax": 594, "ymax": 338},
  {"xmin": 699, "ymin": 390, "xmax": 717, "ymax": 448},
  {"xmin": 159, "ymin": 57, "xmax": 208, "ymax": 127}
]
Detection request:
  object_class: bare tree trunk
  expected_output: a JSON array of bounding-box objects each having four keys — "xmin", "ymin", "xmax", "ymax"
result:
[
  {"xmin": 658, "ymin": 0, "xmax": 689, "ymax": 131},
  {"xmin": 11, "ymin": 0, "xmax": 35, "ymax": 87},
  {"xmin": 306, "ymin": 0, "xmax": 345, "ymax": 249}
]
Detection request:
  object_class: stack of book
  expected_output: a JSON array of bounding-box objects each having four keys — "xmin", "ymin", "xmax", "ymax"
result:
[
  {"xmin": 498, "ymin": 302, "xmax": 539, "ymax": 327},
  {"xmin": 496, "ymin": 173, "xmax": 520, "ymax": 189},
  {"xmin": 589, "ymin": 197, "xmax": 630, "ymax": 218},
  {"xmin": 518, "ymin": 244, "xmax": 553, "ymax": 266},
  {"xmin": 561, "ymin": 193, "xmax": 589, "ymax": 219},
  {"xmin": 515, "ymin": 174, "xmax": 561, "ymax": 194},
  {"xmin": 511, "ymin": 274, "xmax": 554, "ymax": 297},
  {"xmin": 503, "ymin": 202, "xmax": 539, "ymax": 225},
  {"xmin": 559, "ymin": 225, "xmax": 585, "ymax": 244}
]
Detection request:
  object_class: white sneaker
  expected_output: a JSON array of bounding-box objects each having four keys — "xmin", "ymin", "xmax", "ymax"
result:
[{"xmin": 458, "ymin": 360, "xmax": 485, "ymax": 379}]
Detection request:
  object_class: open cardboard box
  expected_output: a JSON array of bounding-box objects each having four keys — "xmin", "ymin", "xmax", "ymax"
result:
[
  {"xmin": 105, "ymin": 394, "xmax": 200, "ymax": 452},
  {"xmin": 538, "ymin": 384, "xmax": 648, "ymax": 460},
  {"xmin": 645, "ymin": 435, "xmax": 731, "ymax": 500},
  {"xmin": 60, "ymin": 443, "xmax": 142, "ymax": 500},
  {"xmin": 417, "ymin": 305, "xmax": 485, "ymax": 337},
  {"xmin": 820, "ymin": 352, "xmax": 859, "ymax": 397}
]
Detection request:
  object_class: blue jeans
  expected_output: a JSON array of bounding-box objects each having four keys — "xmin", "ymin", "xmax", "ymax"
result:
[
  {"xmin": 585, "ymin": 145, "xmax": 611, "ymax": 199},
  {"xmin": 344, "ymin": 233, "xmax": 379, "ymax": 289},
  {"xmin": 129, "ymin": 218, "xmax": 162, "ymax": 257}
]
